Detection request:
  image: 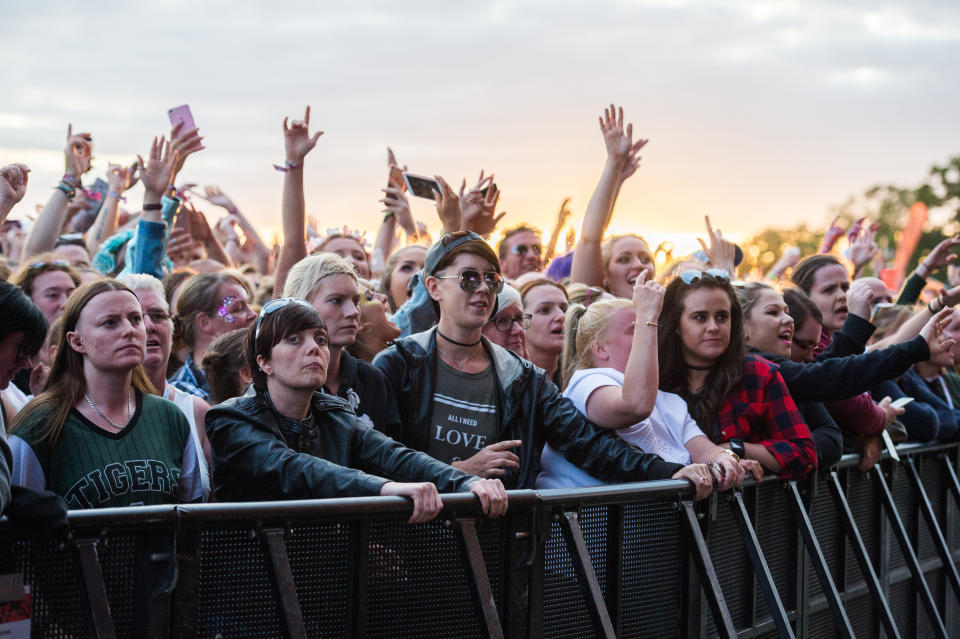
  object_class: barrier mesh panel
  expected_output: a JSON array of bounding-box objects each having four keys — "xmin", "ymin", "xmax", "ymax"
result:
[
  {"xmin": 846, "ymin": 470, "xmax": 879, "ymax": 587},
  {"xmin": 807, "ymin": 481, "xmax": 842, "ymax": 603},
  {"xmin": 917, "ymin": 460, "xmax": 946, "ymax": 562},
  {"xmin": 197, "ymin": 527, "xmax": 284, "ymax": 637},
  {"xmin": 618, "ymin": 500, "xmax": 681, "ymax": 639},
  {"xmin": 844, "ymin": 591, "xmax": 877, "ymax": 638},
  {"xmin": 807, "ymin": 607, "xmax": 841, "ymax": 639},
  {"xmin": 365, "ymin": 517, "xmax": 503, "ymax": 639},
  {"xmin": 892, "ymin": 470, "xmax": 918, "ymax": 572},
  {"xmin": 889, "ymin": 578, "xmax": 916, "ymax": 635},
  {"xmin": 917, "ymin": 568, "xmax": 946, "ymax": 639},
  {"xmin": 754, "ymin": 482, "xmax": 797, "ymax": 623},
  {"xmin": 706, "ymin": 498, "xmax": 750, "ymax": 634},
  {"xmin": 286, "ymin": 523, "xmax": 350, "ymax": 638},
  {"xmin": 542, "ymin": 505, "xmax": 608, "ymax": 639},
  {"xmin": 0, "ymin": 533, "xmax": 141, "ymax": 638}
]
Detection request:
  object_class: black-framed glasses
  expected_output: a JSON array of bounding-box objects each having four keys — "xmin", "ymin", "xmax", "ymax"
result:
[
  {"xmin": 679, "ymin": 268, "xmax": 730, "ymax": 285},
  {"xmin": 434, "ymin": 270, "xmax": 505, "ymax": 294},
  {"xmin": 491, "ymin": 313, "xmax": 532, "ymax": 332},
  {"xmin": 510, "ymin": 243, "xmax": 542, "ymax": 257},
  {"xmin": 254, "ymin": 297, "xmax": 316, "ymax": 342}
]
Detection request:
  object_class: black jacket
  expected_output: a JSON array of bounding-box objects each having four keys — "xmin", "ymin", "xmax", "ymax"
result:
[
  {"xmin": 328, "ymin": 350, "xmax": 403, "ymax": 440},
  {"xmin": 373, "ymin": 328, "xmax": 684, "ymax": 489},
  {"xmin": 205, "ymin": 386, "xmax": 478, "ymax": 502}
]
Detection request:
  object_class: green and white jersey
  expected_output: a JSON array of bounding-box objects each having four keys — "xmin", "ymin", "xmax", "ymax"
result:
[{"xmin": 10, "ymin": 392, "xmax": 202, "ymax": 509}]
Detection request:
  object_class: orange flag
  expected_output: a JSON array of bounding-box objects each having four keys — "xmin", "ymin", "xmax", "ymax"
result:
[{"xmin": 890, "ymin": 202, "xmax": 928, "ymax": 290}]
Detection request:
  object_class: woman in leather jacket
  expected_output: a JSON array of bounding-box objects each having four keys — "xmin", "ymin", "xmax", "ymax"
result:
[{"xmin": 204, "ymin": 297, "xmax": 507, "ymax": 522}]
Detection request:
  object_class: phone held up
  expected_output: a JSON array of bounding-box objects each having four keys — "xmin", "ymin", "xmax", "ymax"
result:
[
  {"xmin": 167, "ymin": 104, "xmax": 197, "ymax": 133},
  {"xmin": 402, "ymin": 173, "xmax": 441, "ymax": 200}
]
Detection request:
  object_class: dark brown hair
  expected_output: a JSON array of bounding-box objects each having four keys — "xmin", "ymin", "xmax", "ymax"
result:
[
  {"xmin": 658, "ymin": 272, "xmax": 745, "ymax": 434},
  {"xmin": 791, "ymin": 254, "xmax": 844, "ymax": 295},
  {"xmin": 202, "ymin": 328, "xmax": 250, "ymax": 405},
  {"xmin": 246, "ymin": 302, "xmax": 326, "ymax": 391}
]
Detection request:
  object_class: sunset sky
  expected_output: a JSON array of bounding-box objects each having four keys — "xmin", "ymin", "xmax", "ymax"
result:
[{"xmin": 3, "ymin": 1, "xmax": 959, "ymax": 255}]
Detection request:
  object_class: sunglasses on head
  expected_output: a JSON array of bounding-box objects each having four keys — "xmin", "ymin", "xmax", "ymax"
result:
[
  {"xmin": 510, "ymin": 243, "xmax": 542, "ymax": 257},
  {"xmin": 434, "ymin": 269, "xmax": 504, "ymax": 294},
  {"xmin": 254, "ymin": 297, "xmax": 316, "ymax": 342},
  {"xmin": 29, "ymin": 259, "xmax": 70, "ymax": 270},
  {"xmin": 679, "ymin": 269, "xmax": 730, "ymax": 285}
]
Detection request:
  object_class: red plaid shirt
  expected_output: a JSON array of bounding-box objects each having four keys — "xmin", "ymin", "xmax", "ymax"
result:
[{"xmin": 713, "ymin": 355, "xmax": 817, "ymax": 479}]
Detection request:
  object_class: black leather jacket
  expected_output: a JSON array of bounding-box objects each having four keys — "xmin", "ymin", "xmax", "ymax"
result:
[
  {"xmin": 373, "ymin": 328, "xmax": 683, "ymax": 489},
  {"xmin": 205, "ymin": 386, "xmax": 478, "ymax": 502}
]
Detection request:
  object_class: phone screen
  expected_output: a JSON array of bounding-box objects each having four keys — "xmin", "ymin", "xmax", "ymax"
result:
[{"xmin": 403, "ymin": 173, "xmax": 441, "ymax": 200}]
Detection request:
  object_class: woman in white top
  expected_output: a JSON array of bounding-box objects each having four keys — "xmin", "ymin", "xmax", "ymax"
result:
[
  {"xmin": 536, "ymin": 274, "xmax": 755, "ymax": 489},
  {"xmin": 119, "ymin": 274, "xmax": 211, "ymax": 500}
]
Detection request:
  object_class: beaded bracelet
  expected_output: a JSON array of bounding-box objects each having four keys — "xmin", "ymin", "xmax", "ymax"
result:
[
  {"xmin": 55, "ymin": 181, "xmax": 76, "ymax": 198},
  {"xmin": 273, "ymin": 161, "xmax": 301, "ymax": 172}
]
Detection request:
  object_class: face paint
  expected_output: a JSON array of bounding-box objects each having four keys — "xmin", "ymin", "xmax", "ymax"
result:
[{"xmin": 217, "ymin": 295, "xmax": 242, "ymax": 323}]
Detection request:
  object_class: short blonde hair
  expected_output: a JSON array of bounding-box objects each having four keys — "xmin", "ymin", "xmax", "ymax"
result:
[{"xmin": 283, "ymin": 252, "xmax": 358, "ymax": 301}]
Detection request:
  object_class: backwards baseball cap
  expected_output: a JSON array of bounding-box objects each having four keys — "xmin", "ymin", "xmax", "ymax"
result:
[{"xmin": 424, "ymin": 231, "xmax": 501, "ymax": 278}]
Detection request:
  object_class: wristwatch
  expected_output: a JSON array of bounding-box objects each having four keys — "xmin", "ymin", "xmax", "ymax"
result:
[{"xmin": 729, "ymin": 438, "xmax": 746, "ymax": 460}]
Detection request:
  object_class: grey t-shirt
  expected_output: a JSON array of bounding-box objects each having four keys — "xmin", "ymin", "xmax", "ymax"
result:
[{"xmin": 427, "ymin": 359, "xmax": 499, "ymax": 464}]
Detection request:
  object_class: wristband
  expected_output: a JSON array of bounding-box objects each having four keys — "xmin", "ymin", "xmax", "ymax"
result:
[
  {"xmin": 62, "ymin": 173, "xmax": 81, "ymax": 188},
  {"xmin": 273, "ymin": 161, "xmax": 301, "ymax": 172},
  {"xmin": 55, "ymin": 181, "xmax": 76, "ymax": 198},
  {"xmin": 917, "ymin": 262, "xmax": 931, "ymax": 280},
  {"xmin": 383, "ymin": 210, "xmax": 395, "ymax": 222},
  {"xmin": 107, "ymin": 191, "xmax": 126, "ymax": 202},
  {"xmin": 143, "ymin": 203, "xmax": 162, "ymax": 211}
]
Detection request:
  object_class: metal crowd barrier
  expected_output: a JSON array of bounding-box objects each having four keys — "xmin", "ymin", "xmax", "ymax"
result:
[{"xmin": 1, "ymin": 441, "xmax": 960, "ymax": 638}]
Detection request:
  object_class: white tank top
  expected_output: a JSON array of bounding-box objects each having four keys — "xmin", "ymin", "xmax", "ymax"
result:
[{"xmin": 164, "ymin": 384, "xmax": 210, "ymax": 500}]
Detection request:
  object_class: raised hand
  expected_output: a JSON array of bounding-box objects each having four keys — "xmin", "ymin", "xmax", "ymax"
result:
[
  {"xmin": 138, "ymin": 136, "xmax": 178, "ymax": 198},
  {"xmin": 598, "ymin": 104, "xmax": 648, "ymax": 182},
  {"xmin": 283, "ymin": 106, "xmax": 324, "ymax": 164},
  {"xmin": 452, "ymin": 440, "xmax": 522, "ymax": 478},
  {"xmin": 433, "ymin": 175, "xmax": 461, "ymax": 234},
  {"xmin": 920, "ymin": 236, "xmax": 960, "ymax": 275},
  {"xmin": 0, "ymin": 164, "xmax": 30, "ymax": 207},
  {"xmin": 697, "ymin": 215, "xmax": 737, "ymax": 274},
  {"xmin": 819, "ymin": 216, "xmax": 844, "ymax": 254},
  {"xmin": 64, "ymin": 124, "xmax": 93, "ymax": 178},
  {"xmin": 847, "ymin": 220, "xmax": 878, "ymax": 274},
  {"xmin": 169, "ymin": 121, "xmax": 205, "ymax": 176},
  {"xmin": 631, "ymin": 271, "xmax": 665, "ymax": 326},
  {"xmin": 920, "ymin": 307, "xmax": 956, "ymax": 359},
  {"xmin": 106, "ymin": 162, "xmax": 140, "ymax": 195},
  {"xmin": 459, "ymin": 173, "xmax": 505, "ymax": 237},
  {"xmin": 200, "ymin": 185, "xmax": 237, "ymax": 211},
  {"xmin": 555, "ymin": 197, "xmax": 572, "ymax": 231},
  {"xmin": 381, "ymin": 185, "xmax": 416, "ymax": 235}
]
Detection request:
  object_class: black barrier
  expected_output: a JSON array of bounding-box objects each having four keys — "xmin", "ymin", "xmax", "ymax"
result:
[{"xmin": 1, "ymin": 442, "xmax": 960, "ymax": 638}]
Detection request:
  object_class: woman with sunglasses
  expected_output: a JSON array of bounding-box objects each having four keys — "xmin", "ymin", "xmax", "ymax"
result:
[
  {"xmin": 169, "ymin": 272, "xmax": 256, "ymax": 401},
  {"xmin": 10, "ymin": 279, "xmax": 202, "ymax": 508},
  {"xmin": 375, "ymin": 232, "xmax": 715, "ymax": 499},
  {"xmin": 283, "ymin": 253, "xmax": 402, "ymax": 439},
  {"xmin": 519, "ymin": 279, "xmax": 569, "ymax": 384},
  {"xmin": 481, "ymin": 284, "xmax": 529, "ymax": 358},
  {"xmin": 204, "ymin": 298, "xmax": 507, "ymax": 521},
  {"xmin": 658, "ymin": 269, "xmax": 816, "ymax": 479},
  {"xmin": 537, "ymin": 276, "xmax": 749, "ymax": 489}
]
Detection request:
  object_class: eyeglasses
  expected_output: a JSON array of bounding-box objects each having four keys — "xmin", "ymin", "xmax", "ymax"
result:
[
  {"xmin": 491, "ymin": 313, "xmax": 532, "ymax": 332},
  {"xmin": 29, "ymin": 259, "xmax": 70, "ymax": 269},
  {"xmin": 434, "ymin": 270, "xmax": 505, "ymax": 294},
  {"xmin": 145, "ymin": 309, "xmax": 172, "ymax": 324},
  {"xmin": 510, "ymin": 243, "xmax": 542, "ymax": 257},
  {"xmin": 254, "ymin": 297, "xmax": 316, "ymax": 342},
  {"xmin": 679, "ymin": 269, "xmax": 730, "ymax": 285}
]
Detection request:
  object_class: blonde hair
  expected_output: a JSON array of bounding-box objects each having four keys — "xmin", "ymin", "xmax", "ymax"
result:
[
  {"xmin": 283, "ymin": 252, "xmax": 358, "ymax": 301},
  {"xmin": 560, "ymin": 298, "xmax": 631, "ymax": 389}
]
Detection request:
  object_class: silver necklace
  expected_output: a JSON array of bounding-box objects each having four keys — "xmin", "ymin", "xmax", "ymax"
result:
[{"xmin": 84, "ymin": 390, "xmax": 133, "ymax": 431}]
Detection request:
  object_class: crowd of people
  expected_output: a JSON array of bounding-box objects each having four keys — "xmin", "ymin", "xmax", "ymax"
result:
[{"xmin": 1, "ymin": 103, "xmax": 959, "ymax": 524}]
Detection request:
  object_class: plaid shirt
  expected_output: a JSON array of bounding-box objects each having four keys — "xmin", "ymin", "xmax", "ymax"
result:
[
  {"xmin": 712, "ymin": 355, "xmax": 816, "ymax": 479},
  {"xmin": 167, "ymin": 354, "xmax": 210, "ymax": 402}
]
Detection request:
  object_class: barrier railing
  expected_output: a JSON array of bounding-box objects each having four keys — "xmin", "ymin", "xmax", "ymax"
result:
[{"xmin": 1, "ymin": 441, "xmax": 959, "ymax": 638}]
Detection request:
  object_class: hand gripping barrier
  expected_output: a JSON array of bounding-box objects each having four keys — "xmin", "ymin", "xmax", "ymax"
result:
[{"xmin": 1, "ymin": 441, "xmax": 960, "ymax": 638}]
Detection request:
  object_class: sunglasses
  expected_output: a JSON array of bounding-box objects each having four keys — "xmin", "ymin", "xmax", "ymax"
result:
[
  {"xmin": 254, "ymin": 297, "xmax": 316, "ymax": 342},
  {"xmin": 491, "ymin": 313, "xmax": 532, "ymax": 333},
  {"xmin": 679, "ymin": 269, "xmax": 730, "ymax": 285},
  {"xmin": 434, "ymin": 270, "xmax": 505, "ymax": 294},
  {"xmin": 510, "ymin": 243, "xmax": 542, "ymax": 257},
  {"xmin": 29, "ymin": 259, "xmax": 70, "ymax": 269}
]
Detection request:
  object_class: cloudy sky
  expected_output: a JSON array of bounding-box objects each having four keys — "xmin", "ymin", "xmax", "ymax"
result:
[{"xmin": 2, "ymin": 1, "xmax": 959, "ymax": 252}]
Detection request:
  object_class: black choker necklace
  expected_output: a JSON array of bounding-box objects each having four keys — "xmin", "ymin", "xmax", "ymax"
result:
[
  {"xmin": 437, "ymin": 329, "xmax": 482, "ymax": 348},
  {"xmin": 686, "ymin": 363, "xmax": 714, "ymax": 371}
]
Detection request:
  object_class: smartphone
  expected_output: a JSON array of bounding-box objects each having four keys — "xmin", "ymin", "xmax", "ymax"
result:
[
  {"xmin": 86, "ymin": 178, "xmax": 109, "ymax": 216},
  {"xmin": 402, "ymin": 173, "xmax": 441, "ymax": 200},
  {"xmin": 167, "ymin": 104, "xmax": 197, "ymax": 134},
  {"xmin": 870, "ymin": 302, "xmax": 897, "ymax": 323},
  {"xmin": 890, "ymin": 397, "xmax": 914, "ymax": 409}
]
